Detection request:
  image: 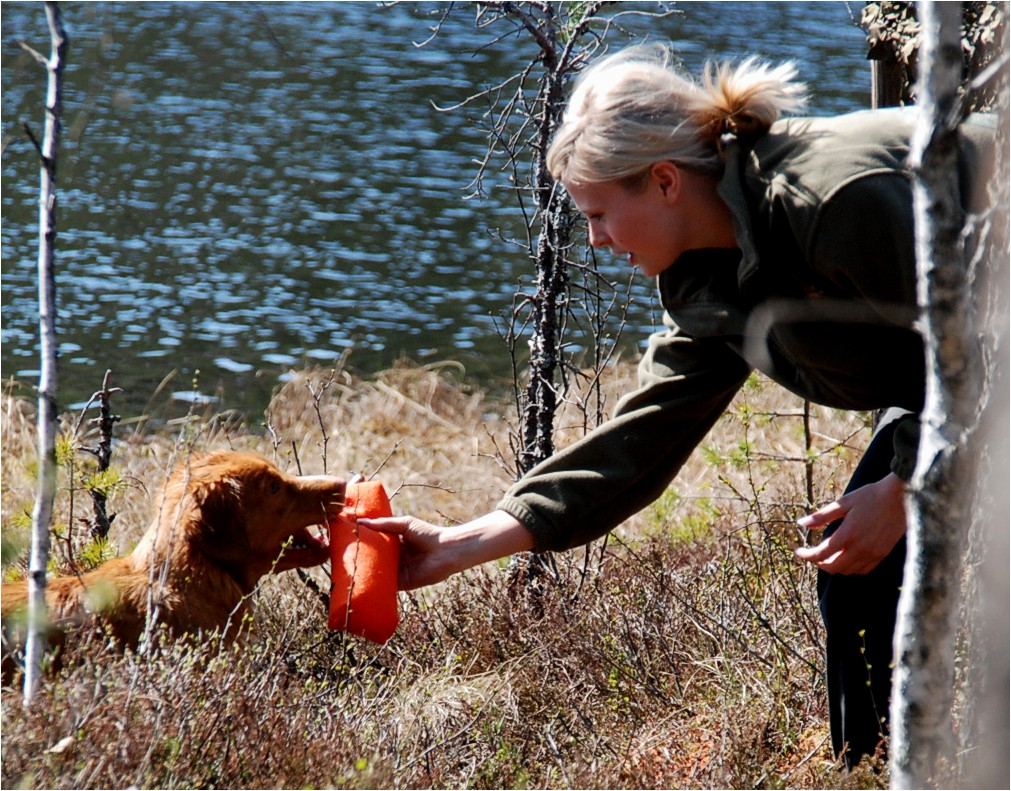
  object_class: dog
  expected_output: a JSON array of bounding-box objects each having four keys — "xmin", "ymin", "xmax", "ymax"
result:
[{"xmin": 2, "ymin": 450, "xmax": 344, "ymax": 679}]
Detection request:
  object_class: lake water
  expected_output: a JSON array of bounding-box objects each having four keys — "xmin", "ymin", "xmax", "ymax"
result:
[{"xmin": 1, "ymin": 1, "xmax": 870, "ymax": 422}]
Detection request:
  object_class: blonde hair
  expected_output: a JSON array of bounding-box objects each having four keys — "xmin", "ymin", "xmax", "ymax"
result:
[{"xmin": 547, "ymin": 43, "xmax": 807, "ymax": 183}]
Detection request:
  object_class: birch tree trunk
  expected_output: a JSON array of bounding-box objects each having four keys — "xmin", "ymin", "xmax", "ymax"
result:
[
  {"xmin": 889, "ymin": 1, "xmax": 976, "ymax": 786},
  {"xmin": 961, "ymin": 18, "xmax": 1010, "ymax": 787},
  {"xmin": 24, "ymin": 1, "xmax": 67, "ymax": 704}
]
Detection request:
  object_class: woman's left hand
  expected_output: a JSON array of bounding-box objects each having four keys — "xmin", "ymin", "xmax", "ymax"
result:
[{"xmin": 793, "ymin": 472, "xmax": 907, "ymax": 575}]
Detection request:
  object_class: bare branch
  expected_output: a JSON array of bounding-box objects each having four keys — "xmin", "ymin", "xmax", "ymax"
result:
[{"xmin": 17, "ymin": 38, "xmax": 48, "ymax": 65}]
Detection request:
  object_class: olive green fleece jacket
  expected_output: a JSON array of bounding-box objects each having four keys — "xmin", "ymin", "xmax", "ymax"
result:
[{"xmin": 498, "ymin": 108, "xmax": 995, "ymax": 553}]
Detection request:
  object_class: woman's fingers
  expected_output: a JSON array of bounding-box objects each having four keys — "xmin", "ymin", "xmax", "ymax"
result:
[
  {"xmin": 793, "ymin": 474, "xmax": 908, "ymax": 575},
  {"xmin": 794, "ymin": 533, "xmax": 842, "ymax": 564},
  {"xmin": 358, "ymin": 516, "xmax": 413, "ymax": 535},
  {"xmin": 793, "ymin": 500, "xmax": 849, "ymax": 567},
  {"xmin": 795, "ymin": 499, "xmax": 847, "ymax": 530}
]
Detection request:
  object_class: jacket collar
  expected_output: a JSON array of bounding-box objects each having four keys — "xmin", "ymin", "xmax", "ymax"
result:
[
  {"xmin": 716, "ymin": 138, "xmax": 761, "ymax": 289},
  {"xmin": 657, "ymin": 247, "xmax": 747, "ymax": 338}
]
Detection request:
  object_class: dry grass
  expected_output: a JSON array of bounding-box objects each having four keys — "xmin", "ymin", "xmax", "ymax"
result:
[{"xmin": 1, "ymin": 359, "xmax": 888, "ymax": 789}]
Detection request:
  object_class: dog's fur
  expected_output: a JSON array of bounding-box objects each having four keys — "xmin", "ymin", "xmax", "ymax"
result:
[{"xmin": 2, "ymin": 451, "xmax": 344, "ymax": 678}]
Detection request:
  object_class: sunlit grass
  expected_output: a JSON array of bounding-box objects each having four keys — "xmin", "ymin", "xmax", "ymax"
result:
[{"xmin": 2, "ymin": 359, "xmax": 881, "ymax": 789}]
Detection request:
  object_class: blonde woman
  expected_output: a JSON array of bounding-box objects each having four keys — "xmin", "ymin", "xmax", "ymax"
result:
[{"xmin": 368, "ymin": 44, "xmax": 995, "ymax": 767}]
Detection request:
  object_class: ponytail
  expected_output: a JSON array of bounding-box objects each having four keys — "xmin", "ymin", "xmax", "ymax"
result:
[{"xmin": 690, "ymin": 57, "xmax": 807, "ymax": 146}]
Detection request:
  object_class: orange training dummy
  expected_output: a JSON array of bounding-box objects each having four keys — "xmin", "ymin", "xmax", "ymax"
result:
[{"xmin": 328, "ymin": 480, "xmax": 400, "ymax": 643}]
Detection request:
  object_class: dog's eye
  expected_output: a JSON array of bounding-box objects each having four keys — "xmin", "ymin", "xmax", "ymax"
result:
[{"xmin": 268, "ymin": 481, "xmax": 282, "ymax": 495}]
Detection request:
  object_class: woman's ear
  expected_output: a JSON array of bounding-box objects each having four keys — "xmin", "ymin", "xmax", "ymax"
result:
[{"xmin": 649, "ymin": 161, "xmax": 682, "ymax": 203}]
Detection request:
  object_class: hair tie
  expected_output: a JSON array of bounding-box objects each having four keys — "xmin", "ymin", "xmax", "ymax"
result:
[{"xmin": 722, "ymin": 115, "xmax": 738, "ymax": 136}]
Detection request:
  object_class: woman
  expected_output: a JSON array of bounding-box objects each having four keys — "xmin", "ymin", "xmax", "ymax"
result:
[{"xmin": 365, "ymin": 44, "xmax": 994, "ymax": 767}]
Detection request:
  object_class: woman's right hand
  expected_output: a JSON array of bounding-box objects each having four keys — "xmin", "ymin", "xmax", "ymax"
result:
[{"xmin": 360, "ymin": 510, "xmax": 535, "ymax": 590}]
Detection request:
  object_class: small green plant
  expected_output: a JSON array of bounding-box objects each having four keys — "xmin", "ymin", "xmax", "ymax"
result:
[
  {"xmin": 2, "ymin": 511, "xmax": 32, "ymax": 574},
  {"xmin": 76, "ymin": 536, "xmax": 116, "ymax": 570}
]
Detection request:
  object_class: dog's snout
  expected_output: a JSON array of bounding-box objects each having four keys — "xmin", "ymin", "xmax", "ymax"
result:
[
  {"xmin": 299, "ymin": 474, "xmax": 346, "ymax": 489},
  {"xmin": 297, "ymin": 474, "xmax": 347, "ymax": 508}
]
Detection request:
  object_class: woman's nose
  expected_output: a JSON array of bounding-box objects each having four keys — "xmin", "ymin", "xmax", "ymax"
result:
[{"xmin": 588, "ymin": 223, "xmax": 610, "ymax": 248}]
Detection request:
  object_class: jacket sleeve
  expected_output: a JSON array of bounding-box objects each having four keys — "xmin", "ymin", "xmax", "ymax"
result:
[{"xmin": 497, "ymin": 313, "xmax": 751, "ymax": 552}]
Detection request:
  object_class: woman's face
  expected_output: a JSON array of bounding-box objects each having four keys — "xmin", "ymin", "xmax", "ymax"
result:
[{"xmin": 563, "ymin": 165, "xmax": 688, "ymax": 278}]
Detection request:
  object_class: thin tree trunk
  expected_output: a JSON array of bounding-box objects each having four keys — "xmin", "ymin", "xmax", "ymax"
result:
[
  {"xmin": 889, "ymin": 1, "xmax": 974, "ymax": 786},
  {"xmin": 24, "ymin": 1, "xmax": 67, "ymax": 704}
]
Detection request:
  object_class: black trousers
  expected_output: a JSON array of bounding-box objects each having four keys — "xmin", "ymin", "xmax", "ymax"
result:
[{"xmin": 817, "ymin": 411, "xmax": 908, "ymax": 767}]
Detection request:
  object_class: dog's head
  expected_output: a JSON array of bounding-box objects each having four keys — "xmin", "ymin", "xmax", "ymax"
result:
[{"xmin": 152, "ymin": 451, "xmax": 344, "ymax": 591}]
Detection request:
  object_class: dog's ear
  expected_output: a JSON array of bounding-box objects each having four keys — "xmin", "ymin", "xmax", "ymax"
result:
[{"xmin": 189, "ymin": 477, "xmax": 252, "ymax": 571}]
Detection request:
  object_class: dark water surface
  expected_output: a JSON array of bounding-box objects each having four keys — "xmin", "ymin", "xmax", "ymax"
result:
[{"xmin": 2, "ymin": 1, "xmax": 870, "ymax": 421}]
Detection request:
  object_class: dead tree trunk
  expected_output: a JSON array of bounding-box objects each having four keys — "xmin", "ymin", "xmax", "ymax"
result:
[
  {"xmin": 77, "ymin": 369, "xmax": 122, "ymax": 541},
  {"xmin": 517, "ymin": 52, "xmax": 573, "ymax": 476},
  {"xmin": 889, "ymin": 1, "xmax": 975, "ymax": 786},
  {"xmin": 23, "ymin": 1, "xmax": 68, "ymax": 704}
]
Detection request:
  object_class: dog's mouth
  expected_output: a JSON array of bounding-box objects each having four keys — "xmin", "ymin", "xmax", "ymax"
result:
[{"xmin": 275, "ymin": 526, "xmax": 331, "ymax": 570}]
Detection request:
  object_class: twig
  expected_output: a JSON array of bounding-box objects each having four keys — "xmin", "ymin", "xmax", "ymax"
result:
[
  {"xmin": 17, "ymin": 38, "xmax": 48, "ymax": 65},
  {"xmin": 22, "ymin": 121, "xmax": 47, "ymax": 168},
  {"xmin": 367, "ymin": 439, "xmax": 403, "ymax": 480}
]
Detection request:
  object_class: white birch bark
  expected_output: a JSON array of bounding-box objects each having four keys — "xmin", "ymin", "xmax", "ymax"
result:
[
  {"xmin": 24, "ymin": 1, "xmax": 67, "ymax": 704},
  {"xmin": 889, "ymin": 1, "xmax": 977, "ymax": 787}
]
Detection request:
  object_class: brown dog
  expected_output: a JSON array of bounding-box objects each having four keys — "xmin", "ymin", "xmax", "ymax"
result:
[{"xmin": 2, "ymin": 450, "xmax": 343, "ymax": 677}]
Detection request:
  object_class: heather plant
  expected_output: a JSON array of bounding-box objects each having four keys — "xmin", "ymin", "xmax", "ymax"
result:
[{"xmin": 2, "ymin": 361, "xmax": 885, "ymax": 789}]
